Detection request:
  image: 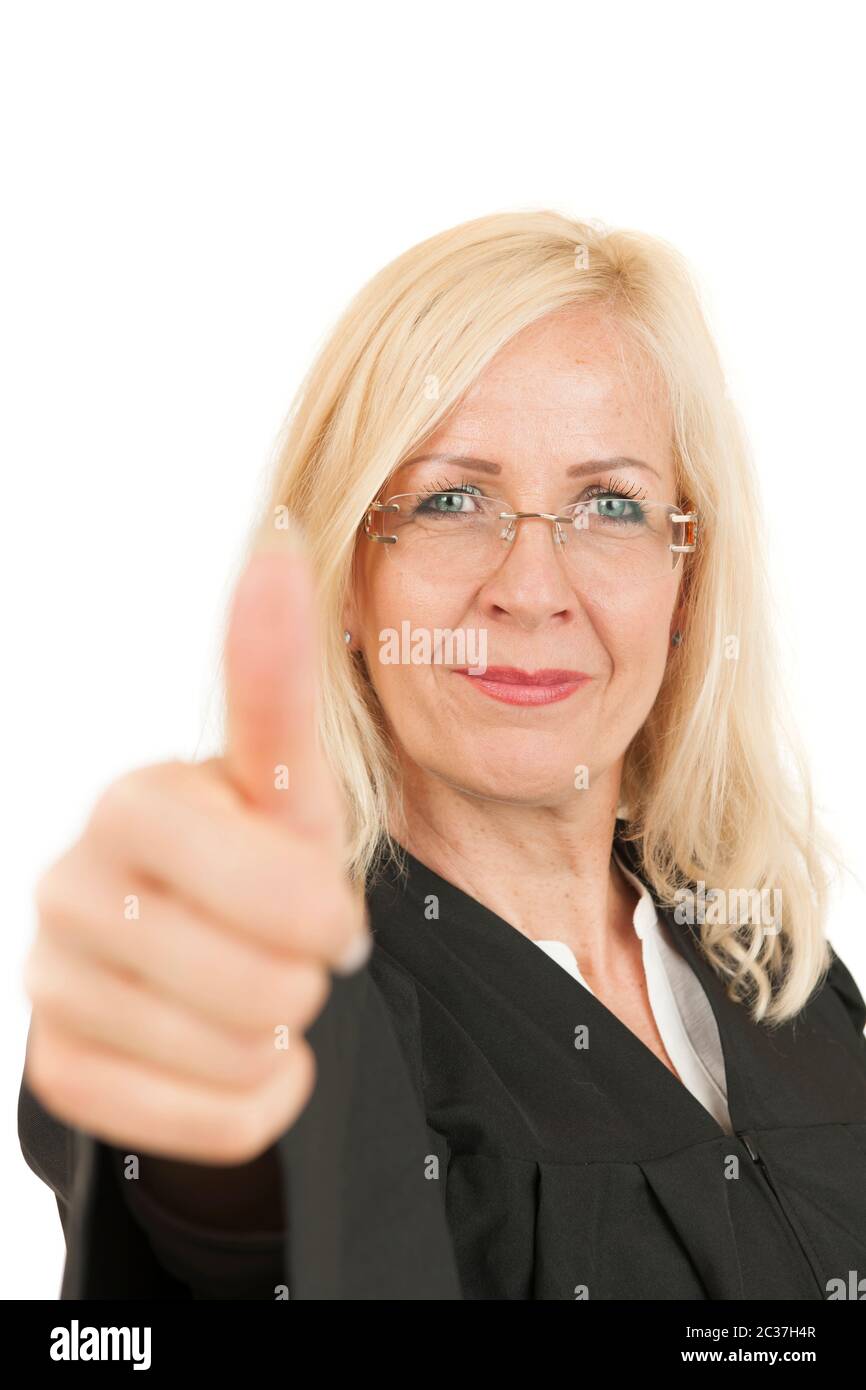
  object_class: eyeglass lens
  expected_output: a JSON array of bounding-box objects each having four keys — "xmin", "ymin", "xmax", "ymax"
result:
[{"xmin": 372, "ymin": 491, "xmax": 684, "ymax": 586}]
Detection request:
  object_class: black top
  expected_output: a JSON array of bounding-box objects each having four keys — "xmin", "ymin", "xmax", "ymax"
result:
[{"xmin": 18, "ymin": 827, "xmax": 866, "ymax": 1299}]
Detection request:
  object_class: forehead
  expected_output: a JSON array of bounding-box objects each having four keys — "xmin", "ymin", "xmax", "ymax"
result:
[{"xmin": 421, "ymin": 305, "xmax": 672, "ymax": 469}]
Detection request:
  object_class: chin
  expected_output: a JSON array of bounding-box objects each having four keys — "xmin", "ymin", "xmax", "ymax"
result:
[{"xmin": 429, "ymin": 761, "xmax": 579, "ymax": 807}]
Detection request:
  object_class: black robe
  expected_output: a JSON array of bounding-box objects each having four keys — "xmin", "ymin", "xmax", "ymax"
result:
[{"xmin": 17, "ymin": 826, "xmax": 866, "ymax": 1299}]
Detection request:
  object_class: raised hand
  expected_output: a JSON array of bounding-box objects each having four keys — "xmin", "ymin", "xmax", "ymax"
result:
[{"xmin": 23, "ymin": 526, "xmax": 369, "ymax": 1165}]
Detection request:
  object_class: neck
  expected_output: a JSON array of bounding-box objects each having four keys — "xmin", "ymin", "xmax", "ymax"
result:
[{"xmin": 390, "ymin": 757, "xmax": 641, "ymax": 973}]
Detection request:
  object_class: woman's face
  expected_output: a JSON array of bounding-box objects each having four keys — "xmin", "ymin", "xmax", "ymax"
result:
[{"xmin": 348, "ymin": 304, "xmax": 685, "ymax": 808}]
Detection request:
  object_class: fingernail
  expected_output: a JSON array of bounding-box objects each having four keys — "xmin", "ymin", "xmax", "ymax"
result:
[{"xmin": 334, "ymin": 930, "xmax": 373, "ymax": 976}]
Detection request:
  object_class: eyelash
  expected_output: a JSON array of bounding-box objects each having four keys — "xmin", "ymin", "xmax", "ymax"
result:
[
  {"xmin": 419, "ymin": 475, "xmax": 481, "ymax": 497},
  {"xmin": 417, "ymin": 474, "xmax": 647, "ymax": 502}
]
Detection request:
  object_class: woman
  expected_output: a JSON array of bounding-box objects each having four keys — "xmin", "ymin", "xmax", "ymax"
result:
[{"xmin": 18, "ymin": 211, "xmax": 866, "ymax": 1300}]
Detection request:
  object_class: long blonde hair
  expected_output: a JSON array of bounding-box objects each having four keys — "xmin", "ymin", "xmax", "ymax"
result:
[{"xmin": 233, "ymin": 209, "xmax": 843, "ymax": 1027}]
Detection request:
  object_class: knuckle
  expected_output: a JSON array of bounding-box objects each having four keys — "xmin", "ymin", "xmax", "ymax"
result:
[
  {"xmin": 203, "ymin": 1038, "xmax": 317, "ymax": 1162},
  {"xmin": 230, "ymin": 954, "xmax": 277, "ymax": 1021},
  {"xmin": 265, "ymin": 960, "xmax": 332, "ymax": 1031},
  {"xmin": 85, "ymin": 769, "xmax": 147, "ymax": 842},
  {"xmin": 234, "ymin": 1106, "xmax": 274, "ymax": 1164},
  {"xmin": 207, "ymin": 1100, "xmax": 271, "ymax": 1165},
  {"xmin": 33, "ymin": 852, "xmax": 77, "ymax": 926},
  {"xmin": 191, "ymin": 757, "xmax": 240, "ymax": 811},
  {"xmin": 84, "ymin": 760, "xmax": 189, "ymax": 844},
  {"xmin": 251, "ymin": 1043, "xmax": 318, "ymax": 1152},
  {"xmin": 301, "ymin": 962, "xmax": 333, "ymax": 1023},
  {"xmin": 314, "ymin": 880, "xmax": 355, "ymax": 945},
  {"xmin": 24, "ymin": 1025, "xmax": 72, "ymax": 1115},
  {"xmin": 22, "ymin": 940, "xmax": 63, "ymax": 1013},
  {"xmin": 283, "ymin": 1038, "xmax": 318, "ymax": 1121},
  {"xmin": 224, "ymin": 1031, "xmax": 281, "ymax": 1088},
  {"xmin": 291, "ymin": 1036, "xmax": 317, "ymax": 1105},
  {"xmin": 303, "ymin": 963, "xmax": 333, "ymax": 1021},
  {"xmin": 145, "ymin": 1005, "xmax": 193, "ymax": 1072}
]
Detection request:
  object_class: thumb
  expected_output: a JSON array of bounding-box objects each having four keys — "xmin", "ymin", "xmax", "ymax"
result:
[{"xmin": 223, "ymin": 518, "xmax": 342, "ymax": 842}]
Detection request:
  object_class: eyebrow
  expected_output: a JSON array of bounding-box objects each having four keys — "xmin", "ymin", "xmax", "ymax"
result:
[{"xmin": 401, "ymin": 452, "xmax": 661, "ymax": 481}]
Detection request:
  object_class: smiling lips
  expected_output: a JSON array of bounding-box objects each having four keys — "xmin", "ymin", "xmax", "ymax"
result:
[{"xmin": 453, "ymin": 666, "xmax": 590, "ymax": 706}]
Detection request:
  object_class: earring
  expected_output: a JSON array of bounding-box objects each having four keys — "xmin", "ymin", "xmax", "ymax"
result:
[
  {"xmin": 671, "ymin": 630, "xmax": 683, "ymax": 646},
  {"xmin": 343, "ymin": 629, "xmax": 352, "ymax": 644}
]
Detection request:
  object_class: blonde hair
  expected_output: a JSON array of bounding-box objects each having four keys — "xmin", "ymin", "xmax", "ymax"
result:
[{"xmin": 234, "ymin": 208, "xmax": 844, "ymax": 1027}]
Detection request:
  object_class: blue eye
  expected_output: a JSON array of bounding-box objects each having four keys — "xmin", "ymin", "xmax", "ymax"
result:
[
  {"xmin": 416, "ymin": 480, "xmax": 484, "ymax": 514},
  {"xmin": 581, "ymin": 481, "xmax": 647, "ymax": 525},
  {"xmin": 419, "ymin": 492, "xmax": 477, "ymax": 513},
  {"xmin": 596, "ymin": 496, "xmax": 644, "ymax": 522}
]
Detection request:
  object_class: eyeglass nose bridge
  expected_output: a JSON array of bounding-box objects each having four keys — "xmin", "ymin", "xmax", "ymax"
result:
[{"xmin": 498, "ymin": 509, "xmax": 574, "ymax": 545}]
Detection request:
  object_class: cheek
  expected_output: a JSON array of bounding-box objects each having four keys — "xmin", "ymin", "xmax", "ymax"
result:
[
  {"xmin": 358, "ymin": 560, "xmax": 475, "ymax": 659},
  {"xmin": 355, "ymin": 561, "xmax": 471, "ymax": 723},
  {"xmin": 594, "ymin": 582, "xmax": 677, "ymax": 714}
]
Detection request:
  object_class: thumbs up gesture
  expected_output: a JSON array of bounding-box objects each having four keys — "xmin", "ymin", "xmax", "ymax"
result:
[{"xmin": 23, "ymin": 527, "xmax": 370, "ymax": 1164}]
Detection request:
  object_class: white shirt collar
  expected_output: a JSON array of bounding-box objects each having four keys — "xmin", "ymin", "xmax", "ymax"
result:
[{"xmin": 535, "ymin": 847, "xmax": 658, "ymax": 968}]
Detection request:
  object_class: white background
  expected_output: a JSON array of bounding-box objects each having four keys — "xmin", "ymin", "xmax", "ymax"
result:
[{"xmin": 2, "ymin": 0, "xmax": 864, "ymax": 1299}]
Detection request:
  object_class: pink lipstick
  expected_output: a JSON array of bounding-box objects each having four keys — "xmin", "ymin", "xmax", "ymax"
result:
[{"xmin": 453, "ymin": 666, "xmax": 590, "ymax": 706}]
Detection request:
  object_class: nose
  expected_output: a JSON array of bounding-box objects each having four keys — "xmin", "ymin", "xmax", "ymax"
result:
[{"xmin": 476, "ymin": 511, "xmax": 582, "ymax": 631}]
